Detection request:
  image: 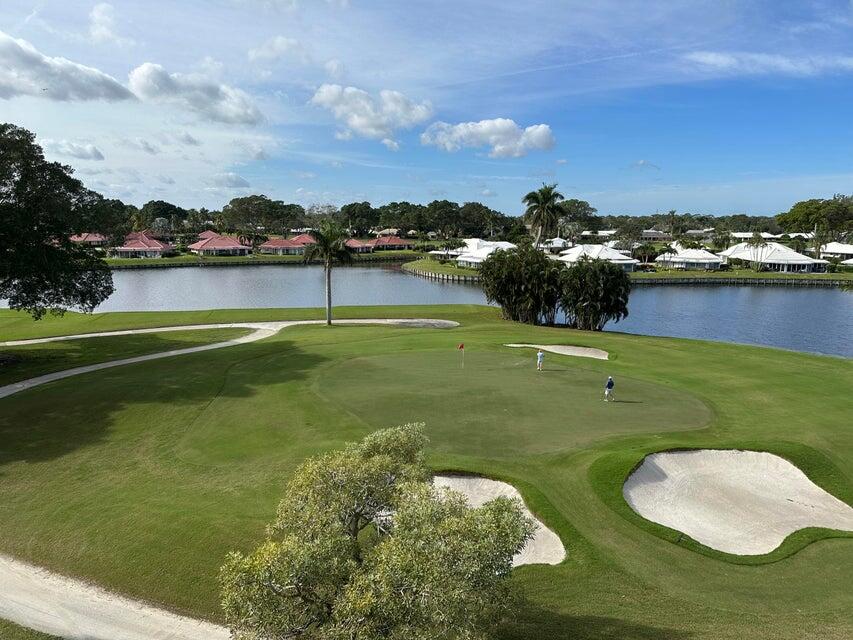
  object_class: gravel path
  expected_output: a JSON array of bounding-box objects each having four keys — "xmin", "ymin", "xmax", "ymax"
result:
[
  {"xmin": 504, "ymin": 343, "xmax": 609, "ymax": 360},
  {"xmin": 623, "ymin": 449, "xmax": 853, "ymax": 555}
]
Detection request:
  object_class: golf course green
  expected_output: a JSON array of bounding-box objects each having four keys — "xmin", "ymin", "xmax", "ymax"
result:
[{"xmin": 0, "ymin": 304, "xmax": 851, "ymax": 639}]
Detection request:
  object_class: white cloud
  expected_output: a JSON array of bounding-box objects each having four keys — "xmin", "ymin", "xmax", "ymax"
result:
[
  {"xmin": 0, "ymin": 30, "xmax": 132, "ymax": 101},
  {"xmin": 324, "ymin": 58, "xmax": 345, "ymax": 79},
  {"xmin": 177, "ymin": 131, "xmax": 201, "ymax": 146},
  {"xmin": 295, "ymin": 170, "xmax": 316, "ymax": 179},
  {"xmin": 248, "ymin": 36, "xmax": 308, "ymax": 63},
  {"xmin": 213, "ymin": 172, "xmax": 250, "ymax": 187},
  {"xmin": 381, "ymin": 138, "xmax": 400, "ymax": 151},
  {"xmin": 420, "ymin": 118, "xmax": 555, "ymax": 158},
  {"xmin": 128, "ymin": 62, "xmax": 263, "ymax": 125},
  {"xmin": 135, "ymin": 138, "xmax": 160, "ymax": 155},
  {"xmin": 89, "ymin": 3, "xmax": 133, "ymax": 46},
  {"xmin": 158, "ymin": 174, "xmax": 176, "ymax": 184},
  {"xmin": 310, "ymin": 84, "xmax": 432, "ymax": 144},
  {"xmin": 556, "ymin": 158, "xmax": 568, "ymax": 164},
  {"xmin": 480, "ymin": 188, "xmax": 496, "ymax": 197},
  {"xmin": 44, "ymin": 139, "xmax": 105, "ymax": 160},
  {"xmin": 683, "ymin": 51, "xmax": 853, "ymax": 76},
  {"xmin": 631, "ymin": 159, "xmax": 660, "ymax": 170}
]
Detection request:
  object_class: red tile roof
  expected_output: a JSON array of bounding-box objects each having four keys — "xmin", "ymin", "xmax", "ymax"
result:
[
  {"xmin": 345, "ymin": 238, "xmax": 367, "ymax": 248},
  {"xmin": 289, "ymin": 233, "xmax": 317, "ymax": 245},
  {"xmin": 366, "ymin": 236, "xmax": 411, "ymax": 247},
  {"xmin": 259, "ymin": 237, "xmax": 304, "ymax": 249},
  {"xmin": 70, "ymin": 233, "xmax": 107, "ymax": 243},
  {"xmin": 187, "ymin": 235, "xmax": 250, "ymax": 251},
  {"xmin": 197, "ymin": 230, "xmax": 220, "ymax": 240},
  {"xmin": 115, "ymin": 232, "xmax": 174, "ymax": 252}
]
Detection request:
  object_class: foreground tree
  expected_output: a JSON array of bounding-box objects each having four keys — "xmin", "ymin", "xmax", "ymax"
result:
[
  {"xmin": 303, "ymin": 220, "xmax": 354, "ymax": 325},
  {"xmin": 0, "ymin": 123, "xmax": 114, "ymax": 318},
  {"xmin": 559, "ymin": 259, "xmax": 631, "ymax": 331},
  {"xmin": 220, "ymin": 425, "xmax": 533, "ymax": 640},
  {"xmin": 523, "ymin": 183, "xmax": 564, "ymax": 247}
]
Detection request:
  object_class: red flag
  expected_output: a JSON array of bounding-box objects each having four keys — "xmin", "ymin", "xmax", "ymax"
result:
[{"xmin": 457, "ymin": 343, "xmax": 464, "ymax": 350}]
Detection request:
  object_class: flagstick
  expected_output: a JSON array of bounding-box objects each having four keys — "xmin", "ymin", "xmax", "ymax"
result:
[{"xmin": 462, "ymin": 347, "xmax": 465, "ymax": 369}]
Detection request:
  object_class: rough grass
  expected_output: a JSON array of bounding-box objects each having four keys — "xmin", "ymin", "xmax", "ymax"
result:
[
  {"xmin": 402, "ymin": 258, "xmax": 480, "ymax": 276},
  {"xmin": 0, "ymin": 618, "xmax": 58, "ymax": 640},
  {"xmin": 0, "ymin": 305, "xmax": 850, "ymax": 640}
]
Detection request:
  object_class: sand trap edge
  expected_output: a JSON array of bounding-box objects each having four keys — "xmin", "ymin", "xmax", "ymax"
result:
[{"xmin": 504, "ymin": 343, "xmax": 609, "ymax": 360}]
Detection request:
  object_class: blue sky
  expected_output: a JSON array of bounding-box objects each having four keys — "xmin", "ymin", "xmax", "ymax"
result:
[{"xmin": 2, "ymin": 1, "xmax": 853, "ymax": 216}]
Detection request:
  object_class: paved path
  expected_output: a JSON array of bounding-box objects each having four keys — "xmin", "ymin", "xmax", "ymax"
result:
[
  {"xmin": 504, "ymin": 343, "xmax": 609, "ymax": 360},
  {"xmin": 0, "ymin": 317, "xmax": 457, "ymax": 639},
  {"xmin": 0, "ymin": 319, "xmax": 458, "ymax": 401}
]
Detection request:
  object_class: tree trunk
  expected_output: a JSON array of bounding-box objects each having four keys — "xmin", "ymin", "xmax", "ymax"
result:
[{"xmin": 325, "ymin": 262, "xmax": 332, "ymax": 326}]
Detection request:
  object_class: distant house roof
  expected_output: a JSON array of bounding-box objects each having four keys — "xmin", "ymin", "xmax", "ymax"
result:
[
  {"xmin": 289, "ymin": 233, "xmax": 317, "ymax": 245},
  {"xmin": 719, "ymin": 242, "xmax": 828, "ymax": 264},
  {"xmin": 656, "ymin": 248, "xmax": 722, "ymax": 264},
  {"xmin": 820, "ymin": 241, "xmax": 853, "ymax": 256},
  {"xmin": 345, "ymin": 238, "xmax": 368, "ymax": 249},
  {"xmin": 366, "ymin": 236, "xmax": 412, "ymax": 247},
  {"xmin": 197, "ymin": 230, "xmax": 219, "ymax": 240},
  {"xmin": 558, "ymin": 244, "xmax": 639, "ymax": 264},
  {"xmin": 375, "ymin": 227, "xmax": 400, "ymax": 236},
  {"xmin": 70, "ymin": 233, "xmax": 107, "ymax": 243},
  {"xmin": 115, "ymin": 231, "xmax": 174, "ymax": 252},
  {"xmin": 259, "ymin": 237, "xmax": 304, "ymax": 249},
  {"xmin": 187, "ymin": 235, "xmax": 250, "ymax": 251}
]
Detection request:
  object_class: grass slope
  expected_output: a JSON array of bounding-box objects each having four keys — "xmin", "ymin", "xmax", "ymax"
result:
[
  {"xmin": 0, "ymin": 618, "xmax": 58, "ymax": 640},
  {"xmin": 0, "ymin": 305, "xmax": 850, "ymax": 639},
  {"xmin": 402, "ymin": 258, "xmax": 480, "ymax": 277}
]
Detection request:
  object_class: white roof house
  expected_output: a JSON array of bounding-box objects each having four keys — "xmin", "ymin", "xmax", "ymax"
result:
[
  {"xmin": 819, "ymin": 242, "xmax": 853, "ymax": 259},
  {"xmin": 640, "ymin": 228, "xmax": 671, "ymax": 241},
  {"xmin": 841, "ymin": 258, "xmax": 853, "ymax": 266},
  {"xmin": 455, "ymin": 239, "xmax": 516, "ymax": 268},
  {"xmin": 730, "ymin": 231, "xmax": 778, "ymax": 240},
  {"xmin": 543, "ymin": 237, "xmax": 571, "ymax": 250},
  {"xmin": 581, "ymin": 229, "xmax": 618, "ymax": 238},
  {"xmin": 656, "ymin": 248, "xmax": 723, "ymax": 270},
  {"xmin": 718, "ymin": 242, "xmax": 828, "ymax": 272},
  {"xmin": 558, "ymin": 244, "xmax": 640, "ymax": 271}
]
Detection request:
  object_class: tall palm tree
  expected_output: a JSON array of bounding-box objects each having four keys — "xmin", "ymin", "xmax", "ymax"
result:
[
  {"xmin": 303, "ymin": 220, "xmax": 354, "ymax": 325},
  {"xmin": 523, "ymin": 183, "xmax": 564, "ymax": 247},
  {"xmin": 746, "ymin": 232, "xmax": 768, "ymax": 272}
]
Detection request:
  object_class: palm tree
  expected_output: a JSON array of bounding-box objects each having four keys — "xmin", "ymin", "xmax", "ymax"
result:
[
  {"xmin": 303, "ymin": 220, "xmax": 354, "ymax": 325},
  {"xmin": 523, "ymin": 183, "xmax": 564, "ymax": 247},
  {"xmin": 746, "ymin": 232, "xmax": 768, "ymax": 272}
]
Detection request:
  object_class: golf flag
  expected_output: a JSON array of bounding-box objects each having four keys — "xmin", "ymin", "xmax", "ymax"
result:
[
  {"xmin": 458, "ymin": 343, "xmax": 465, "ymax": 368},
  {"xmin": 457, "ymin": 343, "xmax": 464, "ymax": 350}
]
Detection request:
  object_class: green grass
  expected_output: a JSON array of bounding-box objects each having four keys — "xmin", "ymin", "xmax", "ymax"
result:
[
  {"xmin": 0, "ymin": 305, "xmax": 851, "ymax": 639},
  {"xmin": 402, "ymin": 258, "xmax": 480, "ymax": 277},
  {"xmin": 0, "ymin": 619, "xmax": 58, "ymax": 640},
  {"xmin": 105, "ymin": 249, "xmax": 419, "ymax": 267},
  {"xmin": 0, "ymin": 328, "xmax": 250, "ymax": 386}
]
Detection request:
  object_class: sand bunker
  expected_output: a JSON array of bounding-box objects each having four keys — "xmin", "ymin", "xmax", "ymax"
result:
[
  {"xmin": 434, "ymin": 474, "xmax": 565, "ymax": 566},
  {"xmin": 623, "ymin": 449, "xmax": 853, "ymax": 555},
  {"xmin": 504, "ymin": 343, "xmax": 608, "ymax": 360}
]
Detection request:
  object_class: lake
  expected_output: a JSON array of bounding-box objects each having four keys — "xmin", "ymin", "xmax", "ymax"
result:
[{"xmin": 88, "ymin": 264, "xmax": 853, "ymax": 358}]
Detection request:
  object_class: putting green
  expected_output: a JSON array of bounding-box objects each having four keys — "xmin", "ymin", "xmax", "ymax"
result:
[
  {"xmin": 0, "ymin": 305, "xmax": 850, "ymax": 640},
  {"xmin": 318, "ymin": 350, "xmax": 711, "ymax": 455}
]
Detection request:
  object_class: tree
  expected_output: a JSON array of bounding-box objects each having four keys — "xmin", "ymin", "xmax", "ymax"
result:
[
  {"xmin": 559, "ymin": 198, "xmax": 598, "ymax": 238},
  {"xmin": 0, "ymin": 123, "xmax": 114, "ymax": 319},
  {"xmin": 303, "ymin": 220, "xmax": 354, "ymax": 325},
  {"xmin": 777, "ymin": 195, "xmax": 853, "ymax": 238},
  {"xmin": 480, "ymin": 242, "xmax": 563, "ymax": 325},
  {"xmin": 340, "ymin": 201, "xmax": 378, "ymax": 236},
  {"xmin": 559, "ymin": 259, "xmax": 631, "ymax": 331},
  {"xmin": 220, "ymin": 425, "xmax": 533, "ymax": 640},
  {"xmin": 746, "ymin": 232, "xmax": 768, "ymax": 271},
  {"xmin": 614, "ymin": 219, "xmax": 643, "ymax": 251},
  {"xmin": 523, "ymin": 183, "xmax": 564, "ymax": 247},
  {"xmin": 711, "ymin": 229, "xmax": 731, "ymax": 251},
  {"xmin": 634, "ymin": 243, "xmax": 659, "ymax": 264}
]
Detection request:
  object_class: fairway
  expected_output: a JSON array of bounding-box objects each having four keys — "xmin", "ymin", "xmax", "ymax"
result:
[{"xmin": 0, "ymin": 305, "xmax": 850, "ymax": 640}]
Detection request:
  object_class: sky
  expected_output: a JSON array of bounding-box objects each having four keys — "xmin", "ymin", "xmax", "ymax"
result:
[{"xmin": 2, "ymin": 1, "xmax": 853, "ymax": 216}]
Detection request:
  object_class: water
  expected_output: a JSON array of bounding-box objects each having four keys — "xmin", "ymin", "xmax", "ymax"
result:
[{"xmin": 71, "ymin": 265, "xmax": 853, "ymax": 357}]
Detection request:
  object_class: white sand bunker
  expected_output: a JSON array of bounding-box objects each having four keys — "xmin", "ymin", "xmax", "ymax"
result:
[
  {"xmin": 434, "ymin": 474, "xmax": 565, "ymax": 566},
  {"xmin": 504, "ymin": 343, "xmax": 608, "ymax": 360},
  {"xmin": 623, "ymin": 449, "xmax": 853, "ymax": 555}
]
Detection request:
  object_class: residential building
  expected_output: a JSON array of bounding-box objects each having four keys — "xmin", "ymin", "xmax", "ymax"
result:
[
  {"xmin": 187, "ymin": 235, "xmax": 251, "ymax": 256},
  {"xmin": 257, "ymin": 238, "xmax": 305, "ymax": 255},
  {"xmin": 112, "ymin": 231, "xmax": 175, "ymax": 258}
]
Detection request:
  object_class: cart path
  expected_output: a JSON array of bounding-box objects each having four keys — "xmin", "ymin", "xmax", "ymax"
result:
[{"xmin": 0, "ymin": 318, "xmax": 458, "ymax": 400}]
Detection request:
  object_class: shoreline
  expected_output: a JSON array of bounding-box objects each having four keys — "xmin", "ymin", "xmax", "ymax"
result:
[{"xmin": 108, "ymin": 252, "xmax": 414, "ymax": 270}]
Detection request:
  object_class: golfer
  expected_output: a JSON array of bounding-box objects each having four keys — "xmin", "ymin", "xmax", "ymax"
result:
[
  {"xmin": 604, "ymin": 376, "xmax": 615, "ymax": 401},
  {"xmin": 536, "ymin": 349, "xmax": 544, "ymax": 371}
]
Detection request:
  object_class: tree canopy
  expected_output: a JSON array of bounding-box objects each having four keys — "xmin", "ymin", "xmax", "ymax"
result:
[
  {"xmin": 0, "ymin": 123, "xmax": 114, "ymax": 318},
  {"xmin": 523, "ymin": 183, "xmax": 564, "ymax": 246},
  {"xmin": 220, "ymin": 424, "xmax": 533, "ymax": 640},
  {"xmin": 776, "ymin": 195, "xmax": 853, "ymax": 239},
  {"xmin": 559, "ymin": 259, "xmax": 631, "ymax": 331}
]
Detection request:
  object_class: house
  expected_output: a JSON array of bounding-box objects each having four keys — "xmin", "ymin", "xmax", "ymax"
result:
[
  {"xmin": 456, "ymin": 239, "xmax": 517, "ymax": 268},
  {"xmin": 69, "ymin": 233, "xmax": 108, "ymax": 247},
  {"xmin": 345, "ymin": 238, "xmax": 373, "ymax": 253},
  {"xmin": 581, "ymin": 229, "xmax": 618, "ymax": 239},
  {"xmin": 730, "ymin": 231, "xmax": 777, "ymax": 240},
  {"xmin": 366, "ymin": 236, "xmax": 414, "ymax": 250},
  {"xmin": 640, "ymin": 229, "xmax": 671, "ymax": 241},
  {"xmin": 818, "ymin": 242, "xmax": 853, "ymax": 260},
  {"xmin": 558, "ymin": 244, "xmax": 640, "ymax": 271},
  {"xmin": 542, "ymin": 237, "xmax": 571, "ymax": 252},
  {"xmin": 112, "ymin": 231, "xmax": 175, "ymax": 258},
  {"xmin": 374, "ymin": 227, "xmax": 400, "ymax": 237},
  {"xmin": 718, "ymin": 242, "xmax": 828, "ymax": 273},
  {"xmin": 684, "ymin": 228, "xmax": 716, "ymax": 241},
  {"xmin": 197, "ymin": 230, "xmax": 220, "ymax": 240},
  {"xmin": 289, "ymin": 233, "xmax": 317, "ymax": 245},
  {"xmin": 187, "ymin": 235, "xmax": 251, "ymax": 256},
  {"xmin": 655, "ymin": 248, "xmax": 723, "ymax": 270},
  {"xmin": 257, "ymin": 238, "xmax": 305, "ymax": 255}
]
